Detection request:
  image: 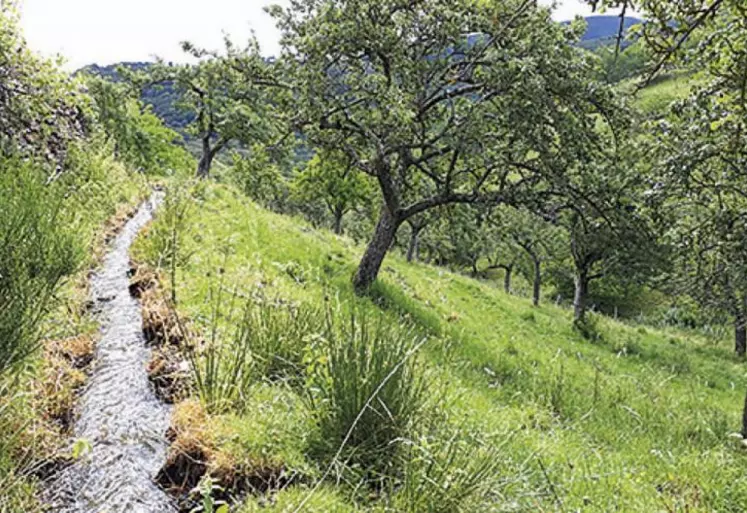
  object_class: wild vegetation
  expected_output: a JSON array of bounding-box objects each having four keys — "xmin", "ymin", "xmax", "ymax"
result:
[{"xmin": 2, "ymin": 0, "xmax": 747, "ymax": 511}]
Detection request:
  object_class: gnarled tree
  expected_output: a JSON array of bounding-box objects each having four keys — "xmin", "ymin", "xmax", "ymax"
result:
[{"xmin": 270, "ymin": 0, "xmax": 618, "ymax": 293}]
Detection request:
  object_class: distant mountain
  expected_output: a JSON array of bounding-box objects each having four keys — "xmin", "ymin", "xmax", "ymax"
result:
[{"xmin": 576, "ymin": 15, "xmax": 642, "ymax": 49}]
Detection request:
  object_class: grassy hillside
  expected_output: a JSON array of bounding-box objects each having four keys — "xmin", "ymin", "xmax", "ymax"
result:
[
  {"xmin": 134, "ymin": 182, "xmax": 747, "ymax": 512},
  {"xmin": 629, "ymin": 73, "xmax": 697, "ymax": 113}
]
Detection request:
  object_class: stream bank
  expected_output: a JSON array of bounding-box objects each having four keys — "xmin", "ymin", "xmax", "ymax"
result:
[{"xmin": 46, "ymin": 193, "xmax": 176, "ymax": 513}]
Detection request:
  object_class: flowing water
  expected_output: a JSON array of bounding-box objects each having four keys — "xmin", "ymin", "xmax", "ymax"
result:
[{"xmin": 47, "ymin": 193, "xmax": 176, "ymax": 513}]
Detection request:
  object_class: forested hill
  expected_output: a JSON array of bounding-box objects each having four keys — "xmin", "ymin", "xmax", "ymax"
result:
[
  {"xmin": 80, "ymin": 15, "xmax": 639, "ymax": 130},
  {"xmin": 80, "ymin": 62, "xmax": 194, "ymax": 130},
  {"xmin": 578, "ymin": 15, "xmax": 642, "ymax": 47}
]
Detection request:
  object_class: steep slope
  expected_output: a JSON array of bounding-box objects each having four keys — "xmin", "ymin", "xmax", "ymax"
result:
[{"xmin": 133, "ymin": 182, "xmax": 747, "ymax": 512}]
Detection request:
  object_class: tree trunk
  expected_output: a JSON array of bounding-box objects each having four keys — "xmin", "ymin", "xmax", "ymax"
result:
[
  {"xmin": 503, "ymin": 265, "xmax": 513, "ymax": 294},
  {"xmin": 736, "ymin": 311, "xmax": 746, "ymax": 357},
  {"xmin": 333, "ymin": 206, "xmax": 344, "ymax": 235},
  {"xmin": 406, "ymin": 226, "xmax": 420, "ymax": 263},
  {"xmin": 532, "ymin": 258, "xmax": 541, "ymax": 307},
  {"xmin": 573, "ymin": 269, "xmax": 589, "ymax": 322},
  {"xmin": 196, "ymin": 136, "xmax": 213, "ymax": 179},
  {"xmin": 353, "ymin": 206, "xmax": 400, "ymax": 294}
]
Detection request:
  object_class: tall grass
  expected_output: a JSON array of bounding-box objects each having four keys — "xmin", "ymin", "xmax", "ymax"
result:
[
  {"xmin": 389, "ymin": 430, "xmax": 507, "ymax": 513},
  {"xmin": 186, "ymin": 281, "xmax": 325, "ymax": 412},
  {"xmin": 147, "ymin": 182, "xmax": 193, "ymax": 303},
  {"xmin": 0, "ymin": 160, "xmax": 80, "ymax": 377},
  {"xmin": 308, "ymin": 307, "xmax": 428, "ymax": 482}
]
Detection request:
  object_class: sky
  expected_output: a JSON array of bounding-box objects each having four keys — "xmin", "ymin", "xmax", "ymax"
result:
[{"xmin": 19, "ymin": 0, "xmax": 623, "ymax": 71}]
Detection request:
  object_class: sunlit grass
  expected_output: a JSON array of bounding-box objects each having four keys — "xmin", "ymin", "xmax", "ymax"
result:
[{"xmin": 134, "ymin": 182, "xmax": 747, "ymax": 511}]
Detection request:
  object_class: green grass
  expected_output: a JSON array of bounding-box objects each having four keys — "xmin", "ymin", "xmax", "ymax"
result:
[
  {"xmin": 0, "ymin": 149, "xmax": 149, "ymax": 512},
  {"xmin": 212, "ymin": 383, "xmax": 317, "ymax": 478},
  {"xmin": 135, "ymin": 182, "xmax": 747, "ymax": 512},
  {"xmin": 628, "ymin": 73, "xmax": 699, "ymax": 113}
]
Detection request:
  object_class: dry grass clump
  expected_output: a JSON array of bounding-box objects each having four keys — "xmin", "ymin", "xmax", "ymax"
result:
[
  {"xmin": 158, "ymin": 395, "xmax": 298, "ymax": 510},
  {"xmin": 157, "ymin": 399, "xmax": 213, "ymax": 495},
  {"xmin": 130, "ymin": 262, "xmax": 191, "ymax": 403},
  {"xmin": 39, "ymin": 335, "xmax": 95, "ymax": 431}
]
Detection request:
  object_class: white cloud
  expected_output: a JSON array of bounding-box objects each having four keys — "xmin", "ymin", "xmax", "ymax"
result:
[{"xmin": 18, "ymin": 0, "xmax": 631, "ymax": 71}]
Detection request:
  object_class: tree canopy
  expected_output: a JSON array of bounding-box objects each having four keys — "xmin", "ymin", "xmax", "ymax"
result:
[{"xmin": 269, "ymin": 0, "xmax": 622, "ymax": 291}]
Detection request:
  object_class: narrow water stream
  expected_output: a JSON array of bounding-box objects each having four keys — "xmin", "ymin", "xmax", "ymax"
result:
[{"xmin": 48, "ymin": 193, "xmax": 176, "ymax": 513}]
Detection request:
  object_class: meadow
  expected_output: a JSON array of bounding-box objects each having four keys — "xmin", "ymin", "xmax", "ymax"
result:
[{"xmin": 132, "ymin": 181, "xmax": 747, "ymax": 512}]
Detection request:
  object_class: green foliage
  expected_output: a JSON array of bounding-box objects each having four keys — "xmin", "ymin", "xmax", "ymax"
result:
[
  {"xmin": 85, "ymin": 76, "xmax": 194, "ymax": 175},
  {"xmin": 0, "ymin": 8, "xmax": 90, "ymax": 166},
  {"xmin": 306, "ymin": 307, "xmax": 428, "ymax": 481},
  {"xmin": 230, "ymin": 147, "xmax": 289, "ymax": 210},
  {"xmin": 290, "ymin": 150, "xmax": 374, "ymax": 234},
  {"xmin": 190, "ymin": 476, "xmax": 229, "ymax": 513},
  {"xmin": 596, "ymin": 40, "xmax": 650, "ymax": 83},
  {"xmin": 0, "ymin": 159, "xmax": 80, "ymax": 377}
]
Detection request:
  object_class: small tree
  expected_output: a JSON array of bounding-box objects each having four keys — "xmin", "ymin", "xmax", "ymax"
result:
[
  {"xmin": 547, "ymin": 154, "xmax": 665, "ymax": 324},
  {"xmin": 291, "ymin": 149, "xmax": 373, "ymax": 235},
  {"xmin": 502, "ymin": 209, "xmax": 564, "ymax": 307},
  {"xmin": 130, "ymin": 38, "xmax": 283, "ymax": 178}
]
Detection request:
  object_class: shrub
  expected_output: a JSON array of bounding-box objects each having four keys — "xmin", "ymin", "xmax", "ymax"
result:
[
  {"xmin": 308, "ymin": 307, "xmax": 428, "ymax": 481},
  {"xmin": 574, "ymin": 312, "xmax": 604, "ymax": 342},
  {"xmin": 0, "ymin": 161, "xmax": 80, "ymax": 376}
]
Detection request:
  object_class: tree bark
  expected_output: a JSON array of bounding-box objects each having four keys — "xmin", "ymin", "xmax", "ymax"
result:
[
  {"xmin": 573, "ymin": 268, "xmax": 589, "ymax": 322},
  {"xmin": 532, "ymin": 258, "xmax": 541, "ymax": 307},
  {"xmin": 471, "ymin": 260, "xmax": 479, "ymax": 278},
  {"xmin": 333, "ymin": 205, "xmax": 344, "ymax": 235},
  {"xmin": 503, "ymin": 265, "xmax": 513, "ymax": 294},
  {"xmin": 406, "ymin": 226, "xmax": 421, "ymax": 263},
  {"xmin": 736, "ymin": 311, "xmax": 746, "ymax": 357},
  {"xmin": 196, "ymin": 136, "xmax": 213, "ymax": 179},
  {"xmin": 353, "ymin": 206, "xmax": 400, "ymax": 293}
]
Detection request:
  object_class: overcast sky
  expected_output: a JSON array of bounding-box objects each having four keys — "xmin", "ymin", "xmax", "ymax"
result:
[{"xmin": 19, "ymin": 0, "xmax": 623, "ymax": 70}]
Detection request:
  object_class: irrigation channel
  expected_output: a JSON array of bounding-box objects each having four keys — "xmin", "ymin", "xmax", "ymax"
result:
[{"xmin": 47, "ymin": 193, "xmax": 176, "ymax": 513}]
